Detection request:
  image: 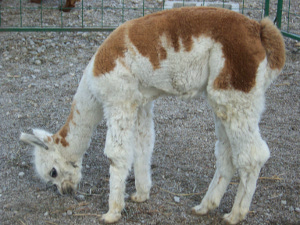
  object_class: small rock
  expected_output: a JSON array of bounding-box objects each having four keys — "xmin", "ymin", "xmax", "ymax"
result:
[
  {"xmin": 21, "ymin": 161, "xmax": 26, "ymax": 166},
  {"xmin": 62, "ymin": 212, "xmax": 67, "ymax": 217},
  {"xmin": 37, "ymin": 47, "xmax": 44, "ymax": 53},
  {"xmin": 17, "ymin": 114, "xmax": 24, "ymax": 119},
  {"xmin": 30, "ymin": 51, "xmax": 38, "ymax": 55},
  {"xmin": 295, "ymin": 207, "xmax": 300, "ymax": 213},
  {"xmin": 174, "ymin": 196, "xmax": 180, "ymax": 203},
  {"xmin": 289, "ymin": 206, "xmax": 294, "ymax": 212},
  {"xmin": 21, "ymin": 47, "xmax": 28, "ymax": 53},
  {"xmin": 44, "ymin": 211, "xmax": 49, "ymax": 216},
  {"xmin": 18, "ymin": 172, "xmax": 25, "ymax": 178},
  {"xmin": 35, "ymin": 59, "xmax": 42, "ymax": 65},
  {"xmin": 86, "ymin": 164, "xmax": 90, "ymax": 169},
  {"xmin": 75, "ymin": 194, "xmax": 85, "ymax": 201},
  {"xmin": 281, "ymin": 200, "xmax": 287, "ymax": 205},
  {"xmin": 67, "ymin": 210, "xmax": 72, "ymax": 215}
]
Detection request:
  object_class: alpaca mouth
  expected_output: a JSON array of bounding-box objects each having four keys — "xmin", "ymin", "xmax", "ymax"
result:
[{"xmin": 60, "ymin": 181, "xmax": 76, "ymax": 195}]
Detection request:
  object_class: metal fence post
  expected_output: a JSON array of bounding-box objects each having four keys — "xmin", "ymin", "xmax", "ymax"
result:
[
  {"xmin": 276, "ymin": 0, "xmax": 283, "ymax": 29},
  {"xmin": 264, "ymin": 0, "xmax": 269, "ymax": 17},
  {"xmin": 19, "ymin": 0, "xmax": 22, "ymax": 27},
  {"xmin": 82, "ymin": 0, "xmax": 84, "ymax": 28},
  {"xmin": 41, "ymin": 0, "xmax": 43, "ymax": 28}
]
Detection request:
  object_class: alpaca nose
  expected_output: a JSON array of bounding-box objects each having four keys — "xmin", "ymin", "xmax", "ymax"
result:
[{"xmin": 61, "ymin": 181, "xmax": 75, "ymax": 195}]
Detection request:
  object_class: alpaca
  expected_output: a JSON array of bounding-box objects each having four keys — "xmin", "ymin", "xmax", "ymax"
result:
[
  {"xmin": 30, "ymin": 0, "xmax": 80, "ymax": 12},
  {"xmin": 20, "ymin": 7, "xmax": 285, "ymax": 224}
]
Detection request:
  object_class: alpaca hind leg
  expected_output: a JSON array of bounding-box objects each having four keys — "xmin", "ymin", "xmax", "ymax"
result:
[
  {"xmin": 100, "ymin": 104, "xmax": 138, "ymax": 223},
  {"xmin": 223, "ymin": 122, "xmax": 270, "ymax": 224},
  {"xmin": 192, "ymin": 114, "xmax": 236, "ymax": 215},
  {"xmin": 131, "ymin": 102, "xmax": 155, "ymax": 203}
]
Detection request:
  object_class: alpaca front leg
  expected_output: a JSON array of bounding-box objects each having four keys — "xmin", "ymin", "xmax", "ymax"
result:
[
  {"xmin": 131, "ymin": 102, "xmax": 154, "ymax": 203},
  {"xmin": 101, "ymin": 105, "xmax": 137, "ymax": 223},
  {"xmin": 101, "ymin": 165, "xmax": 130, "ymax": 223}
]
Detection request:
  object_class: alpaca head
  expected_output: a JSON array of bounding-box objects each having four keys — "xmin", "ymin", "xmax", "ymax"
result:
[{"xmin": 20, "ymin": 129, "xmax": 82, "ymax": 195}]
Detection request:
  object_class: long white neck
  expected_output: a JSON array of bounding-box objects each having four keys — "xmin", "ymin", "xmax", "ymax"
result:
[{"xmin": 53, "ymin": 75, "xmax": 103, "ymax": 161}]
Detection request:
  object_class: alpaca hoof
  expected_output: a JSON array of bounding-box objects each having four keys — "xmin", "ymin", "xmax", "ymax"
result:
[
  {"xmin": 100, "ymin": 212, "xmax": 121, "ymax": 224},
  {"xmin": 223, "ymin": 212, "xmax": 242, "ymax": 225},
  {"xmin": 191, "ymin": 205, "xmax": 209, "ymax": 215},
  {"xmin": 130, "ymin": 192, "xmax": 149, "ymax": 203}
]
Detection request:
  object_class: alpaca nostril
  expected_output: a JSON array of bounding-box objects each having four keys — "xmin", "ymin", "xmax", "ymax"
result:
[
  {"xmin": 61, "ymin": 182, "xmax": 75, "ymax": 195},
  {"xmin": 63, "ymin": 186, "xmax": 74, "ymax": 195}
]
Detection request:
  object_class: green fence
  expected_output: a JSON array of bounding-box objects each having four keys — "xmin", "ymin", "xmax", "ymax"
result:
[
  {"xmin": 273, "ymin": 0, "xmax": 299, "ymax": 40},
  {"xmin": 0, "ymin": 0, "xmax": 299, "ymax": 40}
]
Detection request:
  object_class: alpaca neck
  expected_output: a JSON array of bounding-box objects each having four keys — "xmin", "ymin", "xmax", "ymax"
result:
[{"xmin": 54, "ymin": 77, "xmax": 103, "ymax": 161}]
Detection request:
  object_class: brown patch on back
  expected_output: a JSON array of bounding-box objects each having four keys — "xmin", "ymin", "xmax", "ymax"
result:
[
  {"xmin": 127, "ymin": 7, "xmax": 266, "ymax": 92},
  {"xmin": 93, "ymin": 25, "xmax": 127, "ymax": 76},
  {"xmin": 93, "ymin": 7, "xmax": 271, "ymax": 92}
]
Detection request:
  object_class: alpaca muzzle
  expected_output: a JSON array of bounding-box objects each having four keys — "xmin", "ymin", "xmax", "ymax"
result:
[{"xmin": 61, "ymin": 181, "xmax": 76, "ymax": 195}]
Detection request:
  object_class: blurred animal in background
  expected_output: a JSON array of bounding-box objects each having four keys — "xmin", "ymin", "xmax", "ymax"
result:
[{"xmin": 30, "ymin": 0, "xmax": 80, "ymax": 12}]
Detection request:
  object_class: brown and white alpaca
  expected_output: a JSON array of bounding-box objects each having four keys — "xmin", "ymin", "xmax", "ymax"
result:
[
  {"xmin": 20, "ymin": 7, "xmax": 285, "ymax": 224},
  {"xmin": 30, "ymin": 0, "xmax": 80, "ymax": 12}
]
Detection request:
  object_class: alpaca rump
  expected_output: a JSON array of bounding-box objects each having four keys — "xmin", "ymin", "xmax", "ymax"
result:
[
  {"xmin": 30, "ymin": 0, "xmax": 80, "ymax": 12},
  {"xmin": 20, "ymin": 7, "xmax": 285, "ymax": 224}
]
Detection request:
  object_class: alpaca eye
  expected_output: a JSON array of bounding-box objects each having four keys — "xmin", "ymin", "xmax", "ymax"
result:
[{"xmin": 49, "ymin": 168, "xmax": 58, "ymax": 178}]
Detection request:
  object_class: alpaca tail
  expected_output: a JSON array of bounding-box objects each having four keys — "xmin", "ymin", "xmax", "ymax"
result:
[{"xmin": 260, "ymin": 18, "xmax": 285, "ymax": 71}]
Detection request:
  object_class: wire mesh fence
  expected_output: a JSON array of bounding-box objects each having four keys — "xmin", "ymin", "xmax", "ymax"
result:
[
  {"xmin": 275, "ymin": 0, "xmax": 300, "ymax": 40},
  {"xmin": 0, "ymin": 0, "xmax": 299, "ymax": 40}
]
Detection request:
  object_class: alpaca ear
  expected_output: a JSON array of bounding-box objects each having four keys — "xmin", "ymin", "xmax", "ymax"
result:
[
  {"xmin": 20, "ymin": 129, "xmax": 53, "ymax": 150},
  {"xmin": 32, "ymin": 129, "xmax": 53, "ymax": 141},
  {"xmin": 20, "ymin": 133, "xmax": 49, "ymax": 150}
]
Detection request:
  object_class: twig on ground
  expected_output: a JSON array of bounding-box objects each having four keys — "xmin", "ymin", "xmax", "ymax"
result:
[
  {"xmin": 77, "ymin": 191, "xmax": 103, "ymax": 196},
  {"xmin": 45, "ymin": 221, "xmax": 58, "ymax": 225},
  {"xmin": 230, "ymin": 175, "xmax": 283, "ymax": 185},
  {"xmin": 18, "ymin": 219, "xmax": 27, "ymax": 225},
  {"xmin": 276, "ymin": 82, "xmax": 290, "ymax": 87},
  {"xmin": 158, "ymin": 186, "xmax": 207, "ymax": 196},
  {"xmin": 34, "ymin": 37, "xmax": 54, "ymax": 40},
  {"xmin": 73, "ymin": 213, "xmax": 101, "ymax": 217},
  {"xmin": 281, "ymin": 72, "xmax": 294, "ymax": 76},
  {"xmin": 259, "ymin": 175, "xmax": 283, "ymax": 181}
]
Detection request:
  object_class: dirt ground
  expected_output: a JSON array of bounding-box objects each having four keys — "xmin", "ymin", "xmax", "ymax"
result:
[{"xmin": 0, "ymin": 1, "xmax": 299, "ymax": 225}]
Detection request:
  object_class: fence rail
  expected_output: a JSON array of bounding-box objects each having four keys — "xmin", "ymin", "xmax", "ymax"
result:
[
  {"xmin": 0, "ymin": 0, "xmax": 299, "ymax": 40},
  {"xmin": 274, "ymin": 0, "xmax": 299, "ymax": 40}
]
